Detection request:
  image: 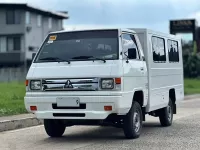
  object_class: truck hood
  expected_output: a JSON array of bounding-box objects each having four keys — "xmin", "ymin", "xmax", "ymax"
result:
[{"xmin": 27, "ymin": 60, "xmax": 122, "ymax": 79}]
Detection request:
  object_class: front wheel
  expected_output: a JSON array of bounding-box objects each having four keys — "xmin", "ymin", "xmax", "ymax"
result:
[
  {"xmin": 159, "ymin": 98, "xmax": 173, "ymax": 127},
  {"xmin": 44, "ymin": 119, "xmax": 66, "ymax": 137},
  {"xmin": 123, "ymin": 101, "xmax": 143, "ymax": 139}
]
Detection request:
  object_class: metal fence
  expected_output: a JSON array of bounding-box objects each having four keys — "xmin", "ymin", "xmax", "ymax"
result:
[{"xmin": 0, "ymin": 67, "xmax": 27, "ymax": 82}]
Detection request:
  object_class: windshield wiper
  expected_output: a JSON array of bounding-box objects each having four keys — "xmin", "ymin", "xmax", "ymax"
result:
[
  {"xmin": 71, "ymin": 56, "xmax": 106, "ymax": 63},
  {"xmin": 71, "ymin": 56, "xmax": 91, "ymax": 59},
  {"xmin": 39, "ymin": 57, "xmax": 70, "ymax": 64},
  {"xmin": 89, "ymin": 56, "xmax": 106, "ymax": 63}
]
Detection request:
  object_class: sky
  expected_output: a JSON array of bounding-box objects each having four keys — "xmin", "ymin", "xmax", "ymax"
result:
[{"xmin": 1, "ymin": 0, "xmax": 200, "ymax": 36}]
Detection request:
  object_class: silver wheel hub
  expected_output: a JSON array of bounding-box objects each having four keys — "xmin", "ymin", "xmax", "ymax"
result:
[
  {"xmin": 133, "ymin": 110, "xmax": 140, "ymax": 133},
  {"xmin": 167, "ymin": 105, "xmax": 172, "ymax": 121}
]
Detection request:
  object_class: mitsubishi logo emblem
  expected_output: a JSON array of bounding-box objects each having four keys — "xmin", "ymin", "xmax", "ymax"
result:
[{"xmin": 63, "ymin": 80, "xmax": 73, "ymax": 88}]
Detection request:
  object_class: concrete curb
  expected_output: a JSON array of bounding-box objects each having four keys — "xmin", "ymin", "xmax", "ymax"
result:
[
  {"xmin": 0, "ymin": 117, "xmax": 43, "ymax": 132},
  {"xmin": 184, "ymin": 94, "xmax": 200, "ymax": 100}
]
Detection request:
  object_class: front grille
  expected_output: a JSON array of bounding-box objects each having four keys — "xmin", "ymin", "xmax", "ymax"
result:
[{"xmin": 41, "ymin": 78, "xmax": 99, "ymax": 91}]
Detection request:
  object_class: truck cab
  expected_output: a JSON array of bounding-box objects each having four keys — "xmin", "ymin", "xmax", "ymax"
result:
[{"xmin": 24, "ymin": 28, "xmax": 184, "ymax": 139}]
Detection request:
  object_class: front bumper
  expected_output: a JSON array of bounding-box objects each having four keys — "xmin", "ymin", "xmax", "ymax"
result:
[{"xmin": 24, "ymin": 94, "xmax": 131, "ymax": 120}]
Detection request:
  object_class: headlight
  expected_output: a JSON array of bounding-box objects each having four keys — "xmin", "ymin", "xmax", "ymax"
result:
[
  {"xmin": 30, "ymin": 80, "xmax": 41, "ymax": 90},
  {"xmin": 101, "ymin": 79, "xmax": 114, "ymax": 89}
]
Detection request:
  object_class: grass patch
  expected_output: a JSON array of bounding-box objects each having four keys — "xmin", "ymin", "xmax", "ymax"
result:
[
  {"xmin": 184, "ymin": 78, "xmax": 200, "ymax": 95},
  {"xmin": 0, "ymin": 82, "xmax": 26, "ymax": 117},
  {"xmin": 0, "ymin": 78, "xmax": 200, "ymax": 117}
]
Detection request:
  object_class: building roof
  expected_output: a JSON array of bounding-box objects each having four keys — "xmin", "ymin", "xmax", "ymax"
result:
[{"xmin": 0, "ymin": 3, "xmax": 68, "ymax": 19}]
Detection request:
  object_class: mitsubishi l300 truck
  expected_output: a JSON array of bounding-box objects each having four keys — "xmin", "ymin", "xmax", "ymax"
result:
[{"xmin": 24, "ymin": 28, "xmax": 184, "ymax": 139}]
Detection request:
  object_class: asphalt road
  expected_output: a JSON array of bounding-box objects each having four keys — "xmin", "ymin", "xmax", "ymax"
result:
[{"xmin": 1, "ymin": 99, "xmax": 200, "ymax": 150}]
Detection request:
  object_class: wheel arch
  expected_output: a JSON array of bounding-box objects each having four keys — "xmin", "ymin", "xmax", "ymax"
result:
[
  {"xmin": 132, "ymin": 90, "xmax": 144, "ymax": 106},
  {"xmin": 132, "ymin": 90, "xmax": 145, "ymax": 121}
]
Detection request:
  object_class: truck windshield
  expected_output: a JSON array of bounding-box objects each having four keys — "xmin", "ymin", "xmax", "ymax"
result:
[{"xmin": 34, "ymin": 30, "xmax": 119, "ymax": 63}]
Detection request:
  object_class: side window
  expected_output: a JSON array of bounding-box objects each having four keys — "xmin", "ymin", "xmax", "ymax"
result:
[
  {"xmin": 152, "ymin": 36, "xmax": 166, "ymax": 62},
  {"xmin": 122, "ymin": 33, "xmax": 140, "ymax": 60},
  {"xmin": 25, "ymin": 11, "xmax": 31, "ymax": 25},
  {"xmin": 168, "ymin": 40, "xmax": 179, "ymax": 62}
]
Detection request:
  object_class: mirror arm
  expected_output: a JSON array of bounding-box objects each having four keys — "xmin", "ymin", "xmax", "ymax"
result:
[{"xmin": 123, "ymin": 51, "xmax": 129, "ymax": 63}]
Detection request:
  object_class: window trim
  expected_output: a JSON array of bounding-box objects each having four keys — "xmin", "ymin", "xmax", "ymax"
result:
[
  {"xmin": 121, "ymin": 32, "xmax": 141, "ymax": 61},
  {"xmin": 167, "ymin": 39, "xmax": 179, "ymax": 63},
  {"xmin": 151, "ymin": 36, "xmax": 166, "ymax": 63}
]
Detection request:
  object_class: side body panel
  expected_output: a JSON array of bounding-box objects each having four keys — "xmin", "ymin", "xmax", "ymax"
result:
[
  {"xmin": 147, "ymin": 31, "xmax": 184, "ymax": 112},
  {"xmin": 132, "ymin": 28, "xmax": 184, "ymax": 112}
]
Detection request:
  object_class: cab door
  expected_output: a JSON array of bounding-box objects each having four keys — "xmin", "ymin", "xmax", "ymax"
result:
[{"xmin": 122, "ymin": 32, "xmax": 148, "ymax": 106}]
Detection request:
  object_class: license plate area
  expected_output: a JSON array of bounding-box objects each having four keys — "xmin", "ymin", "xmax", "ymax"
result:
[{"xmin": 56, "ymin": 97, "xmax": 80, "ymax": 107}]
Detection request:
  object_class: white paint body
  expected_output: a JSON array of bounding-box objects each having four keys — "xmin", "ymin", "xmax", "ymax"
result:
[{"xmin": 24, "ymin": 28, "xmax": 184, "ymax": 120}]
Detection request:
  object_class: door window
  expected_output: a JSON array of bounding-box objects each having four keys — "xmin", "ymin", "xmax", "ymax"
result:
[{"xmin": 122, "ymin": 33, "xmax": 140, "ymax": 60}]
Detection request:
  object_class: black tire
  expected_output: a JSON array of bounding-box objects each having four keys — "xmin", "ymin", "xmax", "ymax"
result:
[
  {"xmin": 123, "ymin": 101, "xmax": 143, "ymax": 139},
  {"xmin": 159, "ymin": 98, "xmax": 173, "ymax": 127},
  {"xmin": 44, "ymin": 119, "xmax": 65, "ymax": 137}
]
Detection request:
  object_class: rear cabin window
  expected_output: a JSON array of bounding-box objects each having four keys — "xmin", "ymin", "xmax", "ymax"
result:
[
  {"xmin": 167, "ymin": 40, "xmax": 179, "ymax": 62},
  {"xmin": 152, "ymin": 36, "xmax": 166, "ymax": 63}
]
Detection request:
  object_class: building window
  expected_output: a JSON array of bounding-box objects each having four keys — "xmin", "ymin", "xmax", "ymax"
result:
[
  {"xmin": 7, "ymin": 36, "xmax": 21, "ymax": 51},
  {"xmin": 152, "ymin": 36, "xmax": 166, "ymax": 62},
  {"xmin": 0, "ymin": 37, "xmax": 7, "ymax": 52},
  {"xmin": 58, "ymin": 20, "xmax": 62, "ymax": 29},
  {"xmin": 6, "ymin": 10, "xmax": 21, "ymax": 24},
  {"xmin": 48, "ymin": 17, "xmax": 52, "ymax": 29},
  {"xmin": 25, "ymin": 11, "xmax": 31, "ymax": 25},
  {"xmin": 168, "ymin": 40, "xmax": 179, "ymax": 62},
  {"xmin": 37, "ymin": 15, "xmax": 42, "ymax": 27}
]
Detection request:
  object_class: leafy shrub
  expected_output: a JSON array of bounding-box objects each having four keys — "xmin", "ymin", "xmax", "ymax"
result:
[{"xmin": 183, "ymin": 43, "xmax": 200, "ymax": 78}]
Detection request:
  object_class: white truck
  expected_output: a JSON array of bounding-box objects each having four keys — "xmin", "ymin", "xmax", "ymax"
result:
[{"xmin": 24, "ymin": 28, "xmax": 184, "ymax": 139}]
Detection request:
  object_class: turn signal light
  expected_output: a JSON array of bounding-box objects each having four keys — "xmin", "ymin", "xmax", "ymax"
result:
[
  {"xmin": 30, "ymin": 106, "xmax": 37, "ymax": 111},
  {"xmin": 25, "ymin": 80, "xmax": 29, "ymax": 86},
  {"xmin": 104, "ymin": 106, "xmax": 112, "ymax": 111},
  {"xmin": 115, "ymin": 78, "xmax": 121, "ymax": 84}
]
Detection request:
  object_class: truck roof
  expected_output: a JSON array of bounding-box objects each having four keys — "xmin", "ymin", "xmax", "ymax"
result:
[
  {"xmin": 50, "ymin": 27, "xmax": 178, "ymax": 39},
  {"xmin": 50, "ymin": 28, "xmax": 136, "ymax": 34},
  {"xmin": 129, "ymin": 28, "xmax": 179, "ymax": 39}
]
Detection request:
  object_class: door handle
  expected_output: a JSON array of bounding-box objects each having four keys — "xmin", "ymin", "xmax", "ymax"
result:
[{"xmin": 140, "ymin": 67, "xmax": 144, "ymax": 71}]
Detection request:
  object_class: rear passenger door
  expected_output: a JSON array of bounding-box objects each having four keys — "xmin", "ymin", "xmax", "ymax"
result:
[{"xmin": 122, "ymin": 33, "xmax": 147, "ymax": 100}]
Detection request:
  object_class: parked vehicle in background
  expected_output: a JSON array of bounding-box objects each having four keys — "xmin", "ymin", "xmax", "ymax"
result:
[{"xmin": 24, "ymin": 28, "xmax": 184, "ymax": 139}]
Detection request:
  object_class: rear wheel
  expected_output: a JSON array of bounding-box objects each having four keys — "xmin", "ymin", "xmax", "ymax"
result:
[
  {"xmin": 123, "ymin": 101, "xmax": 143, "ymax": 139},
  {"xmin": 159, "ymin": 98, "xmax": 173, "ymax": 127},
  {"xmin": 44, "ymin": 119, "xmax": 65, "ymax": 137}
]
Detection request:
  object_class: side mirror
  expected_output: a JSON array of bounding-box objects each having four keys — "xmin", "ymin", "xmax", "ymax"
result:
[
  {"xmin": 32, "ymin": 53, "xmax": 36, "ymax": 61},
  {"xmin": 128, "ymin": 48, "xmax": 137, "ymax": 59}
]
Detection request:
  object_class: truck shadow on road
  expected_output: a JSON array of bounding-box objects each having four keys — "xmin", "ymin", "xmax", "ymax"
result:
[{"xmin": 40, "ymin": 121, "xmax": 173, "ymax": 143}]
